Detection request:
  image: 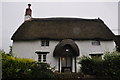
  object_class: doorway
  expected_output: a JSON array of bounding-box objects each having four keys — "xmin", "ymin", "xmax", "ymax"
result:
[{"xmin": 61, "ymin": 57, "xmax": 72, "ymax": 72}]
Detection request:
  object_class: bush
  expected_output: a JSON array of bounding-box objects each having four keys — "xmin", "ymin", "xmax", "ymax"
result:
[
  {"xmin": 79, "ymin": 56, "xmax": 104, "ymax": 76},
  {"xmin": 2, "ymin": 53, "xmax": 55, "ymax": 79},
  {"xmin": 79, "ymin": 52, "xmax": 120, "ymax": 80},
  {"xmin": 103, "ymin": 52, "xmax": 120, "ymax": 79}
]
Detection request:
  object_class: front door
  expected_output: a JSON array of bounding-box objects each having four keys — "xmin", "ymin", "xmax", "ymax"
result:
[{"xmin": 61, "ymin": 57, "xmax": 72, "ymax": 72}]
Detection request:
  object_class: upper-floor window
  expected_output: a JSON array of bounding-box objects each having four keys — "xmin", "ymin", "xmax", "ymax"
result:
[
  {"xmin": 92, "ymin": 41, "xmax": 100, "ymax": 46},
  {"xmin": 41, "ymin": 40, "xmax": 49, "ymax": 46}
]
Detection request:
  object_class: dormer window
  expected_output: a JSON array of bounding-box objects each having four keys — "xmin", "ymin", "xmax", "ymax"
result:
[
  {"xmin": 41, "ymin": 40, "xmax": 49, "ymax": 46},
  {"xmin": 92, "ymin": 41, "xmax": 100, "ymax": 46}
]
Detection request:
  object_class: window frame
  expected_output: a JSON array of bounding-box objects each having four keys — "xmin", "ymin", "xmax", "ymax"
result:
[
  {"xmin": 35, "ymin": 52, "xmax": 49, "ymax": 63},
  {"xmin": 89, "ymin": 54, "xmax": 103, "ymax": 59},
  {"xmin": 41, "ymin": 40, "xmax": 49, "ymax": 46},
  {"xmin": 38, "ymin": 54, "xmax": 42, "ymax": 62},
  {"xmin": 38, "ymin": 54, "xmax": 47, "ymax": 62},
  {"xmin": 43, "ymin": 54, "xmax": 46, "ymax": 62},
  {"xmin": 91, "ymin": 40, "xmax": 100, "ymax": 46}
]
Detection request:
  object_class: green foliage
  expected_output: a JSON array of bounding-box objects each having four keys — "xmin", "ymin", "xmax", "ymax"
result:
[
  {"xmin": 103, "ymin": 52, "xmax": 120, "ymax": 79},
  {"xmin": 2, "ymin": 52, "xmax": 54, "ymax": 79},
  {"xmin": 79, "ymin": 52, "xmax": 120, "ymax": 80},
  {"xmin": 8, "ymin": 46, "xmax": 13, "ymax": 56},
  {"xmin": 79, "ymin": 56, "xmax": 104, "ymax": 76}
]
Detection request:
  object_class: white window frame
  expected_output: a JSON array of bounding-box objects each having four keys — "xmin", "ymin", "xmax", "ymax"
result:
[
  {"xmin": 38, "ymin": 54, "xmax": 47, "ymax": 62},
  {"xmin": 91, "ymin": 40, "xmax": 100, "ymax": 46},
  {"xmin": 41, "ymin": 40, "xmax": 49, "ymax": 46},
  {"xmin": 43, "ymin": 54, "xmax": 47, "ymax": 62}
]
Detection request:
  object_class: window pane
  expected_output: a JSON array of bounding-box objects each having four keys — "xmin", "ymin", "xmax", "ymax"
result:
[
  {"xmin": 46, "ymin": 41, "xmax": 49, "ymax": 46},
  {"xmin": 41, "ymin": 41, "xmax": 45, "ymax": 46},
  {"xmin": 90, "ymin": 54, "xmax": 102, "ymax": 59},
  {"xmin": 43, "ymin": 54, "xmax": 46, "ymax": 62},
  {"xmin": 41, "ymin": 40, "xmax": 49, "ymax": 46},
  {"xmin": 38, "ymin": 55, "xmax": 42, "ymax": 62},
  {"xmin": 92, "ymin": 41, "xmax": 100, "ymax": 45}
]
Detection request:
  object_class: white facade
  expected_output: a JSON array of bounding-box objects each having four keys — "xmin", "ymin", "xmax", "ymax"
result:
[{"xmin": 12, "ymin": 40, "xmax": 116, "ymax": 72}]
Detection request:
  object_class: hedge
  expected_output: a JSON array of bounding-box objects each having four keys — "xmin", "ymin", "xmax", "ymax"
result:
[
  {"xmin": 79, "ymin": 52, "xmax": 120, "ymax": 80},
  {"xmin": 2, "ymin": 53, "xmax": 55, "ymax": 79}
]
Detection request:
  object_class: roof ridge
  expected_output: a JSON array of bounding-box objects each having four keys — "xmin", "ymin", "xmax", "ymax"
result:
[
  {"xmin": 12, "ymin": 17, "xmax": 114, "ymax": 41},
  {"xmin": 31, "ymin": 17, "xmax": 104, "ymax": 23}
]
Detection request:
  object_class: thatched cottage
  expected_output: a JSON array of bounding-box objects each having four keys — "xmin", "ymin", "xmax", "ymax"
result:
[{"xmin": 11, "ymin": 4, "xmax": 116, "ymax": 72}]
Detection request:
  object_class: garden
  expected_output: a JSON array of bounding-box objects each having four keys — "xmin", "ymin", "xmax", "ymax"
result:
[
  {"xmin": 1, "ymin": 48, "xmax": 120, "ymax": 80},
  {"xmin": 79, "ymin": 52, "xmax": 120, "ymax": 80},
  {"xmin": 1, "ymin": 50, "xmax": 55, "ymax": 80}
]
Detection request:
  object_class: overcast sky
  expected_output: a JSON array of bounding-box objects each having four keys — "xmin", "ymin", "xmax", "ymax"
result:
[{"xmin": 1, "ymin": 1, "xmax": 119, "ymax": 53}]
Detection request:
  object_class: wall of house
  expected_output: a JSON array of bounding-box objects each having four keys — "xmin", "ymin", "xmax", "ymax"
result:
[
  {"xmin": 75, "ymin": 40, "xmax": 115, "ymax": 57},
  {"xmin": 12, "ymin": 40, "xmax": 59, "ymax": 71},
  {"xmin": 75, "ymin": 40, "xmax": 116, "ymax": 72},
  {"xmin": 12, "ymin": 40, "xmax": 116, "ymax": 72}
]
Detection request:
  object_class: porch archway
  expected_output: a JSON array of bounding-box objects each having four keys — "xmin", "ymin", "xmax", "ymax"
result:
[{"xmin": 53, "ymin": 39, "xmax": 79, "ymax": 72}]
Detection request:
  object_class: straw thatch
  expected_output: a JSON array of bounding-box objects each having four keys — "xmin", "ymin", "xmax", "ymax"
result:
[
  {"xmin": 53, "ymin": 39, "xmax": 79, "ymax": 57},
  {"xmin": 115, "ymin": 35, "xmax": 120, "ymax": 46},
  {"xmin": 11, "ymin": 17, "xmax": 115, "ymax": 41}
]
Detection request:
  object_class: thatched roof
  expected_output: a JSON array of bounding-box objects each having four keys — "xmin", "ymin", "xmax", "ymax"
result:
[
  {"xmin": 115, "ymin": 35, "xmax": 120, "ymax": 46},
  {"xmin": 53, "ymin": 39, "xmax": 79, "ymax": 57},
  {"xmin": 11, "ymin": 17, "xmax": 115, "ymax": 41},
  {"xmin": 115, "ymin": 35, "xmax": 120, "ymax": 52}
]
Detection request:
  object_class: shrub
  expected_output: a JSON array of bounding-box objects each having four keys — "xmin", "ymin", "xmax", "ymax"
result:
[
  {"xmin": 79, "ymin": 52, "xmax": 120, "ymax": 80},
  {"xmin": 2, "ymin": 53, "xmax": 35, "ymax": 79},
  {"xmin": 103, "ymin": 52, "xmax": 120, "ymax": 79},
  {"xmin": 2, "ymin": 53, "xmax": 54, "ymax": 79},
  {"xmin": 79, "ymin": 56, "xmax": 94, "ymax": 75},
  {"xmin": 79, "ymin": 56, "xmax": 104, "ymax": 76}
]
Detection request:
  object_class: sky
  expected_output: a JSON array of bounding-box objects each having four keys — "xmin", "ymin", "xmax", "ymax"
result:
[{"xmin": 0, "ymin": 0, "xmax": 119, "ymax": 53}]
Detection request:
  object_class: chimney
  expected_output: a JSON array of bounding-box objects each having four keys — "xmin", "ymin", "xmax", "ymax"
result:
[{"xmin": 24, "ymin": 4, "xmax": 32, "ymax": 21}]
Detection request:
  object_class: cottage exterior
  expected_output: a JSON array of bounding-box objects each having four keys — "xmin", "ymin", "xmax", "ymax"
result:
[
  {"xmin": 11, "ymin": 4, "xmax": 115, "ymax": 72},
  {"xmin": 115, "ymin": 35, "xmax": 120, "ymax": 52}
]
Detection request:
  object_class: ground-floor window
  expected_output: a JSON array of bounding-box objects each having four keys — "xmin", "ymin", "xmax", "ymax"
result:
[
  {"xmin": 35, "ymin": 51, "xmax": 49, "ymax": 62},
  {"xmin": 38, "ymin": 54, "xmax": 47, "ymax": 62},
  {"xmin": 89, "ymin": 54, "xmax": 103, "ymax": 59},
  {"xmin": 38, "ymin": 54, "xmax": 42, "ymax": 62},
  {"xmin": 43, "ymin": 54, "xmax": 46, "ymax": 62}
]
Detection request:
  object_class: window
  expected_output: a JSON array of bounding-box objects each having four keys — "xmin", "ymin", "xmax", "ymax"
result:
[
  {"xmin": 38, "ymin": 54, "xmax": 42, "ymax": 62},
  {"xmin": 41, "ymin": 40, "xmax": 49, "ymax": 46},
  {"xmin": 35, "ymin": 52, "xmax": 49, "ymax": 62},
  {"xmin": 92, "ymin": 41, "xmax": 100, "ymax": 46},
  {"xmin": 38, "ymin": 54, "xmax": 47, "ymax": 62},
  {"xmin": 43, "ymin": 54, "xmax": 46, "ymax": 62},
  {"xmin": 89, "ymin": 54, "xmax": 103, "ymax": 59}
]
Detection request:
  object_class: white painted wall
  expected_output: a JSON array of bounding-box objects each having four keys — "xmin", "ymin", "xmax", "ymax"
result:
[
  {"xmin": 12, "ymin": 40, "xmax": 116, "ymax": 72},
  {"xmin": 13, "ymin": 40, "xmax": 59, "ymax": 71},
  {"xmin": 75, "ymin": 40, "xmax": 116, "ymax": 57},
  {"xmin": 75, "ymin": 40, "xmax": 116, "ymax": 72}
]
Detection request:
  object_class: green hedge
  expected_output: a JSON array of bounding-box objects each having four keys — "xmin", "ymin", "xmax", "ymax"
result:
[
  {"xmin": 2, "ymin": 53, "xmax": 55, "ymax": 79},
  {"xmin": 79, "ymin": 52, "xmax": 120, "ymax": 80},
  {"xmin": 103, "ymin": 52, "xmax": 120, "ymax": 79}
]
